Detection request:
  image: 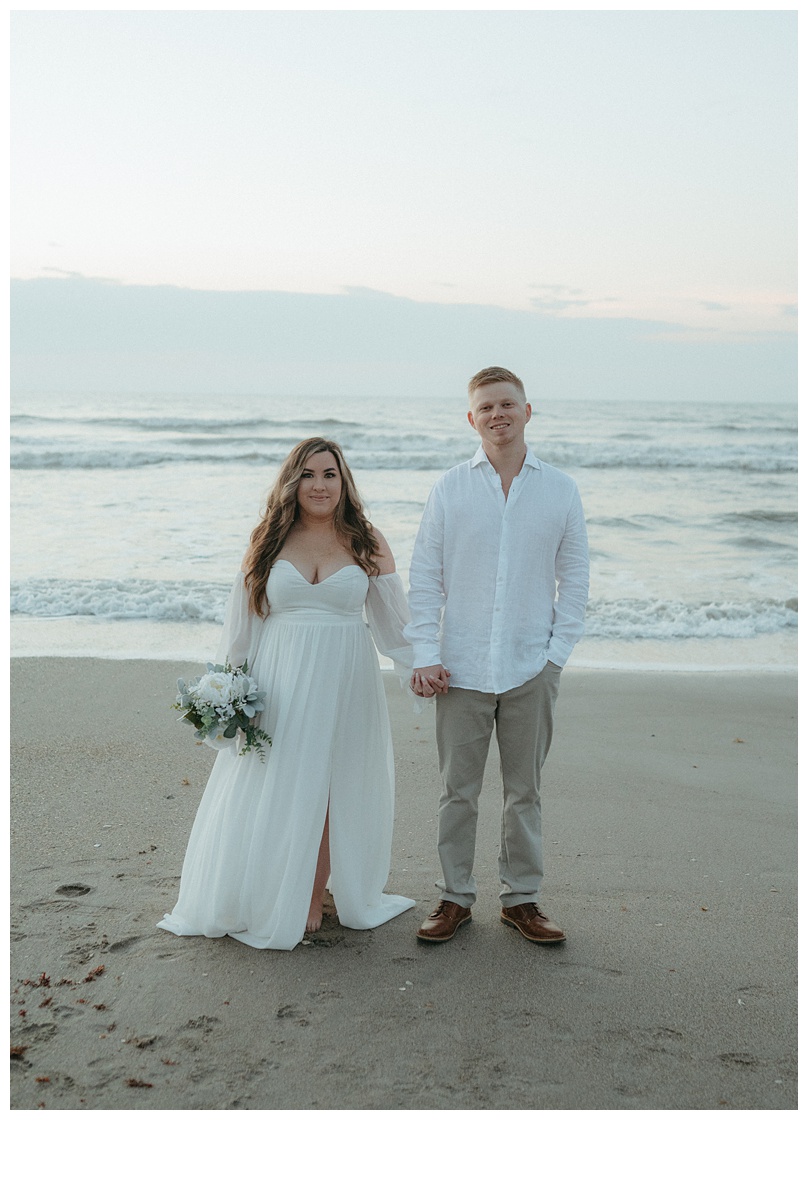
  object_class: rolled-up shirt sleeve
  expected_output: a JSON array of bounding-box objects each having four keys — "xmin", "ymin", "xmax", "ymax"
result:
[
  {"xmin": 404, "ymin": 484, "xmax": 446, "ymax": 669},
  {"xmin": 547, "ymin": 486, "xmax": 589, "ymax": 667}
]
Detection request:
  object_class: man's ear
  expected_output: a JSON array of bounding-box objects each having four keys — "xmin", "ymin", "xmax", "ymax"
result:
[
  {"xmin": 524, "ymin": 403, "xmax": 532, "ymax": 423},
  {"xmin": 467, "ymin": 410, "xmax": 476, "ymax": 429}
]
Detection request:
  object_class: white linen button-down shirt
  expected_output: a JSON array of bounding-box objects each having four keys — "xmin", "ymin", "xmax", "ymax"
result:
[{"xmin": 404, "ymin": 445, "xmax": 590, "ymax": 694}]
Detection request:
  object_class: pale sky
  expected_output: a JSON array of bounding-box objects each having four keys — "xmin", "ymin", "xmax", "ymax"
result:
[{"xmin": 11, "ymin": 5, "xmax": 796, "ymax": 344}]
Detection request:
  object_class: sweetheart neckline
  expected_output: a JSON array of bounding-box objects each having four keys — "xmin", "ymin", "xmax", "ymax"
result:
[{"xmin": 274, "ymin": 560, "xmax": 364, "ymax": 587}]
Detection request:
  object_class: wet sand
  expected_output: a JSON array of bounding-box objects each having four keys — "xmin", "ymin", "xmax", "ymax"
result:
[{"xmin": 10, "ymin": 659, "xmax": 797, "ymax": 1110}]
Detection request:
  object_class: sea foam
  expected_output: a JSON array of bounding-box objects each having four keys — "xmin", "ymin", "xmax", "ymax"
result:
[{"xmin": 11, "ymin": 578, "xmax": 798, "ymax": 640}]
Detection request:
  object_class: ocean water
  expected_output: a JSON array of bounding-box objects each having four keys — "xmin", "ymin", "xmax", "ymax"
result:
[{"xmin": 10, "ymin": 392, "xmax": 797, "ymax": 670}]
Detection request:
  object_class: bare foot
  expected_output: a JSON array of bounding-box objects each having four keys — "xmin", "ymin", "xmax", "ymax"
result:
[{"xmin": 306, "ymin": 895, "xmax": 324, "ymax": 933}]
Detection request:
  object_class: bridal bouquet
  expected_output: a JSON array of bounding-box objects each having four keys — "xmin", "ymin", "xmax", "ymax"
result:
[{"xmin": 173, "ymin": 661, "xmax": 272, "ymax": 759}]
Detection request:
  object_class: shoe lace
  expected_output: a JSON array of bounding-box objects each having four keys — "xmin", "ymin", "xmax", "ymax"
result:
[{"xmin": 518, "ymin": 903, "xmax": 545, "ymax": 918}]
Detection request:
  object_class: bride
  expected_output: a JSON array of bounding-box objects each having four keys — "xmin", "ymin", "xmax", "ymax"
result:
[{"xmin": 158, "ymin": 437, "xmax": 425, "ymax": 950}]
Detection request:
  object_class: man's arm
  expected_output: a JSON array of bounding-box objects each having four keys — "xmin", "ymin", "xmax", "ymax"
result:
[
  {"xmin": 547, "ymin": 485, "xmax": 590, "ymax": 667},
  {"xmin": 404, "ymin": 484, "xmax": 450, "ymax": 693}
]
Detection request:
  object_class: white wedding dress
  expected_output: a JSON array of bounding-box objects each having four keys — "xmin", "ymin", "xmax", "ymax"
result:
[{"xmin": 158, "ymin": 560, "xmax": 415, "ymax": 950}]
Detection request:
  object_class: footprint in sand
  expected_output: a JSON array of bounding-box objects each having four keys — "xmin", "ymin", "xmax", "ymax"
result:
[
  {"xmin": 718, "ymin": 1051, "xmax": 759, "ymax": 1068},
  {"xmin": 185, "ymin": 1015, "xmax": 220, "ymax": 1032},
  {"xmin": 106, "ymin": 936, "xmax": 144, "ymax": 953},
  {"xmin": 276, "ymin": 1004, "xmax": 310, "ymax": 1026}
]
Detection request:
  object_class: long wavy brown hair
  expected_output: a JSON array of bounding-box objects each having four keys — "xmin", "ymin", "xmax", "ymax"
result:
[{"xmin": 243, "ymin": 438, "xmax": 380, "ymax": 616}]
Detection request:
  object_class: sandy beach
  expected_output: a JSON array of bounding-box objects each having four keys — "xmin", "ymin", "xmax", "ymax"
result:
[{"xmin": 10, "ymin": 658, "xmax": 796, "ymax": 1110}]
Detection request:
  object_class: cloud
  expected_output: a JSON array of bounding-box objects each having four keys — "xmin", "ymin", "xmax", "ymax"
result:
[
  {"xmin": 41, "ymin": 266, "xmax": 121, "ymax": 284},
  {"xmin": 529, "ymin": 284, "xmax": 585, "ymax": 296},
  {"xmin": 700, "ymin": 300, "xmax": 732, "ymax": 312},
  {"xmin": 530, "ymin": 297, "xmax": 590, "ymax": 313},
  {"xmin": 529, "ymin": 283, "xmax": 592, "ymax": 314},
  {"xmin": 10, "ymin": 276, "xmax": 796, "ymax": 403}
]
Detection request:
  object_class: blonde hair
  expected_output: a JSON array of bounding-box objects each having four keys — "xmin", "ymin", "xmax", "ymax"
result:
[
  {"xmin": 467, "ymin": 366, "xmax": 526, "ymax": 400},
  {"xmin": 243, "ymin": 438, "xmax": 380, "ymax": 617}
]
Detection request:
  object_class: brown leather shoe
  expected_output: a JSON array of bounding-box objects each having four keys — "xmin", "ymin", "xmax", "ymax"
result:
[
  {"xmin": 501, "ymin": 903, "xmax": 566, "ymax": 943},
  {"xmin": 416, "ymin": 900, "xmax": 472, "ymax": 942}
]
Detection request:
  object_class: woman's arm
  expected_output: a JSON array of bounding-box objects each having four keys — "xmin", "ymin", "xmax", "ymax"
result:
[
  {"xmin": 371, "ymin": 526, "xmax": 396, "ymax": 575},
  {"xmin": 216, "ymin": 567, "xmax": 262, "ymax": 667}
]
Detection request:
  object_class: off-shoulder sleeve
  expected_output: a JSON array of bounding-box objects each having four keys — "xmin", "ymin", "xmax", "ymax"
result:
[
  {"xmin": 216, "ymin": 570, "xmax": 263, "ymax": 667},
  {"xmin": 365, "ymin": 572, "xmax": 414, "ymax": 681}
]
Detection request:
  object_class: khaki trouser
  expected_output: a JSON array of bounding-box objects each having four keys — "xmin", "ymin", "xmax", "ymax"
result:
[{"xmin": 435, "ymin": 662, "xmax": 562, "ymax": 909}]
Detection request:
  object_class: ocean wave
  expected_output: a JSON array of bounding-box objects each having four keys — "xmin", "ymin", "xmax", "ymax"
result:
[
  {"xmin": 551, "ymin": 443, "xmax": 797, "ymax": 472},
  {"xmin": 726, "ymin": 509, "xmax": 798, "ymax": 525},
  {"xmin": 587, "ymin": 516, "xmax": 649, "ymax": 529},
  {"xmin": 11, "ymin": 413, "xmax": 364, "ymax": 433},
  {"xmin": 586, "ymin": 597, "xmax": 797, "ymax": 640},
  {"xmin": 708, "ymin": 422, "xmax": 798, "ymax": 436},
  {"xmin": 10, "ymin": 579, "xmax": 798, "ymax": 640},
  {"xmin": 9, "ymin": 445, "xmax": 467, "ymax": 471},
  {"xmin": 11, "ymin": 579, "xmax": 230, "ymax": 622},
  {"xmin": 724, "ymin": 535, "xmax": 792, "ymax": 551},
  {"xmin": 10, "ymin": 437, "xmax": 798, "ymax": 473}
]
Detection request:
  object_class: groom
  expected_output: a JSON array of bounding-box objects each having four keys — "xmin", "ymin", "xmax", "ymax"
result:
[{"xmin": 405, "ymin": 366, "xmax": 589, "ymax": 944}]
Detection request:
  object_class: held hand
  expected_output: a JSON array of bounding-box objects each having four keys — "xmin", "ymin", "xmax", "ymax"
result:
[{"xmin": 410, "ymin": 664, "xmax": 451, "ymax": 697}]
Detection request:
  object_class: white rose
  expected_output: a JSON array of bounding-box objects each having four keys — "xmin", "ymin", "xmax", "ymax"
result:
[
  {"xmin": 229, "ymin": 673, "xmax": 250, "ymax": 699},
  {"xmin": 193, "ymin": 671, "xmax": 237, "ymax": 707}
]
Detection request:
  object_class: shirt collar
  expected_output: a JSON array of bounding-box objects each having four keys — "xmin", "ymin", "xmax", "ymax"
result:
[{"xmin": 472, "ymin": 445, "xmax": 542, "ymax": 471}]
